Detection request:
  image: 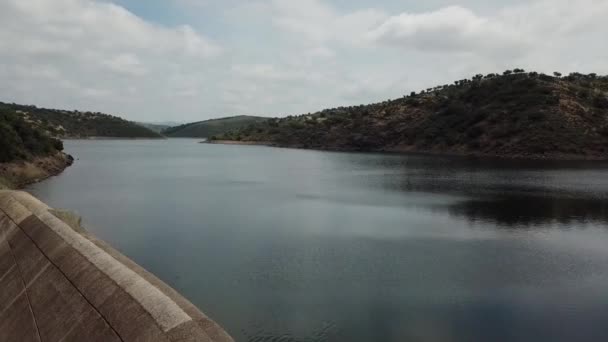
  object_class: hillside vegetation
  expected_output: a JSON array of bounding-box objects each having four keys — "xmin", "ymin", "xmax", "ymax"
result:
[
  {"xmin": 0, "ymin": 102, "xmax": 162, "ymax": 138},
  {"xmin": 211, "ymin": 71, "xmax": 608, "ymax": 159},
  {"xmin": 163, "ymin": 115, "xmax": 268, "ymax": 138},
  {"xmin": 0, "ymin": 107, "xmax": 64, "ymax": 163},
  {"xmin": 0, "ymin": 106, "xmax": 74, "ymax": 188}
]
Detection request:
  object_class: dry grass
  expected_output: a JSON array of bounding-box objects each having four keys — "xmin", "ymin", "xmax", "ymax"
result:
[
  {"xmin": 0, "ymin": 153, "xmax": 72, "ymax": 189},
  {"xmin": 0, "ymin": 176, "xmax": 11, "ymax": 189}
]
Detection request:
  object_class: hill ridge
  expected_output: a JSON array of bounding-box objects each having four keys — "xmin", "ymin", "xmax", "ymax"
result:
[
  {"xmin": 163, "ymin": 115, "xmax": 268, "ymax": 138},
  {"xmin": 0, "ymin": 101, "xmax": 162, "ymax": 139},
  {"xmin": 211, "ymin": 70, "xmax": 608, "ymax": 160}
]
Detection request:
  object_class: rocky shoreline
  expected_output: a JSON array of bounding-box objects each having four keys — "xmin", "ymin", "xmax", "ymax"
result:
[{"xmin": 0, "ymin": 152, "xmax": 73, "ymax": 189}]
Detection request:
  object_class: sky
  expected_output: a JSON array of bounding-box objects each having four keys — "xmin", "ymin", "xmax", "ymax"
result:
[{"xmin": 1, "ymin": 0, "xmax": 607, "ymax": 123}]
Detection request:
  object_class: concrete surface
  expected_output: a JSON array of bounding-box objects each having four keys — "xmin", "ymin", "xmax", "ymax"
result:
[{"xmin": 0, "ymin": 190, "xmax": 234, "ymax": 342}]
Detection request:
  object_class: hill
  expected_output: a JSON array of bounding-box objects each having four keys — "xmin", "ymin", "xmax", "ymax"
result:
[
  {"xmin": 210, "ymin": 71, "xmax": 608, "ymax": 160},
  {"xmin": 0, "ymin": 102, "xmax": 162, "ymax": 138},
  {"xmin": 0, "ymin": 106, "xmax": 73, "ymax": 188},
  {"xmin": 163, "ymin": 115, "xmax": 268, "ymax": 138},
  {"xmin": 137, "ymin": 122, "xmax": 171, "ymax": 133}
]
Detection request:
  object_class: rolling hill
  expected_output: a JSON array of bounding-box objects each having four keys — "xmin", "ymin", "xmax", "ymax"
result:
[
  {"xmin": 136, "ymin": 122, "xmax": 172, "ymax": 133},
  {"xmin": 210, "ymin": 71, "xmax": 608, "ymax": 160},
  {"xmin": 0, "ymin": 102, "xmax": 162, "ymax": 139},
  {"xmin": 163, "ymin": 115, "xmax": 268, "ymax": 138}
]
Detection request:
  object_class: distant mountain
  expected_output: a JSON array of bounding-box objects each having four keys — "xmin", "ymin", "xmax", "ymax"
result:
[
  {"xmin": 0, "ymin": 102, "xmax": 162, "ymax": 139},
  {"xmin": 163, "ymin": 115, "xmax": 268, "ymax": 138},
  {"xmin": 137, "ymin": 122, "xmax": 171, "ymax": 133},
  {"xmin": 154, "ymin": 121, "xmax": 185, "ymax": 127},
  {"xmin": 210, "ymin": 71, "xmax": 608, "ymax": 160}
]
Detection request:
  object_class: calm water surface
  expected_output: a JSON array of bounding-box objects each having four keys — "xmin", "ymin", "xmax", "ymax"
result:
[{"xmin": 28, "ymin": 139, "xmax": 608, "ymax": 342}]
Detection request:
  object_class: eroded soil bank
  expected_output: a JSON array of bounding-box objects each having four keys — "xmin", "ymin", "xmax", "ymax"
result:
[{"xmin": 0, "ymin": 152, "xmax": 73, "ymax": 189}]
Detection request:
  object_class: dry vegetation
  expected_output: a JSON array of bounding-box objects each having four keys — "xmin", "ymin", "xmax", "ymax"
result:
[{"xmin": 0, "ymin": 153, "xmax": 73, "ymax": 189}]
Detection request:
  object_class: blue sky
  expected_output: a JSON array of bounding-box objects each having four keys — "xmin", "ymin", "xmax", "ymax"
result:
[{"xmin": 1, "ymin": 0, "xmax": 606, "ymax": 122}]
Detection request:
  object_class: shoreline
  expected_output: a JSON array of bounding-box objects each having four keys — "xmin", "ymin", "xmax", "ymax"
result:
[
  {"xmin": 203, "ymin": 140, "xmax": 608, "ymax": 162},
  {"xmin": 0, "ymin": 152, "xmax": 74, "ymax": 189}
]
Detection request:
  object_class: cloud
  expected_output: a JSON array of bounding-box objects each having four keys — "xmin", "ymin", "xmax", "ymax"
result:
[
  {"xmin": 364, "ymin": 6, "xmax": 526, "ymax": 55},
  {"xmin": 360, "ymin": 0, "xmax": 608, "ymax": 65},
  {"xmin": 102, "ymin": 53, "xmax": 147, "ymax": 76},
  {"xmin": 1, "ymin": 0, "xmax": 221, "ymax": 58},
  {"xmin": 0, "ymin": 0, "xmax": 221, "ymax": 119},
  {"xmin": 270, "ymin": 0, "xmax": 386, "ymax": 45},
  {"xmin": 231, "ymin": 64, "xmax": 326, "ymax": 83}
]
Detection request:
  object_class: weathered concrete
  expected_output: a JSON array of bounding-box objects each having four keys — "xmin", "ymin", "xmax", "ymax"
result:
[{"xmin": 0, "ymin": 190, "xmax": 233, "ymax": 342}]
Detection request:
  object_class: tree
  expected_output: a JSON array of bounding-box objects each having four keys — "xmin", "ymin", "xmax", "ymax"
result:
[{"xmin": 554, "ymin": 72, "xmax": 562, "ymax": 77}]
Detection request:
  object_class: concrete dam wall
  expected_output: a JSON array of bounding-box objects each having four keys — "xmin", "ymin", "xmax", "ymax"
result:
[{"xmin": 0, "ymin": 190, "xmax": 233, "ymax": 342}]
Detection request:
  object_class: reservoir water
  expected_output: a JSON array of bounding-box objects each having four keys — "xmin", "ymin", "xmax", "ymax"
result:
[{"xmin": 28, "ymin": 139, "xmax": 608, "ymax": 342}]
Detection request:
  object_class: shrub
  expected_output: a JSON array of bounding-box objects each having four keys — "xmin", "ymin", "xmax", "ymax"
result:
[
  {"xmin": 593, "ymin": 95, "xmax": 608, "ymax": 109},
  {"xmin": 578, "ymin": 89, "xmax": 591, "ymax": 99}
]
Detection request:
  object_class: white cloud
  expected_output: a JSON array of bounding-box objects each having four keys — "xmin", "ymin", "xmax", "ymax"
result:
[
  {"xmin": 231, "ymin": 64, "xmax": 327, "ymax": 83},
  {"xmin": 271, "ymin": 0, "xmax": 386, "ymax": 45},
  {"xmin": 0, "ymin": 0, "xmax": 221, "ymax": 119},
  {"xmin": 2, "ymin": 0, "xmax": 221, "ymax": 56},
  {"xmin": 305, "ymin": 46, "xmax": 336, "ymax": 58},
  {"xmin": 102, "ymin": 53, "xmax": 147, "ymax": 76},
  {"xmin": 364, "ymin": 6, "xmax": 526, "ymax": 55}
]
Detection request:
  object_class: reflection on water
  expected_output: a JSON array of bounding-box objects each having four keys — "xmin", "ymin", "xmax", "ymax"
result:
[
  {"xmin": 343, "ymin": 152, "xmax": 608, "ymax": 227},
  {"xmin": 449, "ymin": 196, "xmax": 608, "ymax": 227},
  {"xmin": 28, "ymin": 140, "xmax": 608, "ymax": 342}
]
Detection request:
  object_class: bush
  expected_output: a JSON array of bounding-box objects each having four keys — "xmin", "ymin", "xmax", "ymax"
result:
[
  {"xmin": 578, "ymin": 89, "xmax": 591, "ymax": 99},
  {"xmin": 593, "ymin": 95, "xmax": 608, "ymax": 109}
]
